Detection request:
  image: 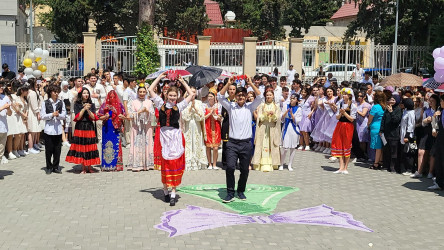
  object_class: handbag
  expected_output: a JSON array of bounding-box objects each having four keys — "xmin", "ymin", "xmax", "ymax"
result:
[{"xmin": 403, "ymin": 141, "xmax": 417, "ymax": 154}]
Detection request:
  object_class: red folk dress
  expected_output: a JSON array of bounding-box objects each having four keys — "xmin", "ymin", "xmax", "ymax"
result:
[{"xmin": 204, "ymin": 103, "xmax": 222, "ymax": 148}]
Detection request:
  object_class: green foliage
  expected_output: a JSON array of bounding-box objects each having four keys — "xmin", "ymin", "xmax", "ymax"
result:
[
  {"xmin": 154, "ymin": 0, "xmax": 209, "ymax": 41},
  {"xmin": 134, "ymin": 25, "xmax": 160, "ymax": 76},
  {"xmin": 345, "ymin": 0, "xmax": 444, "ymax": 46}
]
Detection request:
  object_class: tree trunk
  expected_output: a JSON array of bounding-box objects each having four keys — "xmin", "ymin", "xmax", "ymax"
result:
[{"xmin": 139, "ymin": 0, "xmax": 155, "ymax": 27}]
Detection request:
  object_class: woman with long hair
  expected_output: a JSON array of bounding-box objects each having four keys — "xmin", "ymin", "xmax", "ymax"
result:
[
  {"xmin": 127, "ymin": 85, "xmax": 155, "ymax": 172},
  {"xmin": 280, "ymin": 93, "xmax": 302, "ymax": 171},
  {"xmin": 16, "ymin": 85, "xmax": 29, "ymax": 156},
  {"xmin": 5, "ymin": 82, "xmax": 22, "ymax": 159},
  {"xmin": 66, "ymin": 88, "xmax": 100, "ymax": 174},
  {"xmin": 98, "ymin": 90, "xmax": 127, "ymax": 171},
  {"xmin": 313, "ymin": 87, "xmax": 338, "ymax": 155},
  {"xmin": 148, "ymin": 73, "xmax": 194, "ymax": 206},
  {"xmin": 153, "ymin": 84, "xmax": 170, "ymax": 170},
  {"xmin": 427, "ymin": 95, "xmax": 444, "ymax": 190},
  {"xmin": 26, "ymin": 78, "xmax": 43, "ymax": 154},
  {"xmin": 368, "ymin": 91, "xmax": 386, "ymax": 169},
  {"xmin": 182, "ymin": 86, "xmax": 207, "ymax": 170},
  {"xmin": 204, "ymin": 89, "xmax": 222, "ymax": 170},
  {"xmin": 331, "ymin": 88, "xmax": 357, "ymax": 174},
  {"xmin": 355, "ymin": 90, "xmax": 371, "ymax": 159},
  {"xmin": 252, "ymin": 89, "xmax": 281, "ymax": 172},
  {"xmin": 410, "ymin": 96, "xmax": 425, "ymax": 178},
  {"xmin": 298, "ymin": 87, "xmax": 315, "ymax": 150}
]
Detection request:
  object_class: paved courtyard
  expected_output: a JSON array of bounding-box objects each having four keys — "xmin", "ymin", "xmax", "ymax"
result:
[{"xmin": 0, "ymin": 146, "xmax": 443, "ymax": 250}]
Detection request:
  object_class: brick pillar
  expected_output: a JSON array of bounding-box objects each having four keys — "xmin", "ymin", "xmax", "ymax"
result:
[
  {"xmin": 197, "ymin": 36, "xmax": 211, "ymax": 66},
  {"xmin": 82, "ymin": 32, "xmax": 97, "ymax": 73},
  {"xmin": 243, "ymin": 37, "xmax": 258, "ymax": 76},
  {"xmin": 289, "ymin": 38, "xmax": 304, "ymax": 76}
]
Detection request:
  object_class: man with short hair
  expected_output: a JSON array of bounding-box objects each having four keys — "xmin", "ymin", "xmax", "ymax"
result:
[
  {"xmin": 372, "ymin": 75, "xmax": 379, "ymax": 86},
  {"xmin": 291, "ymin": 79, "xmax": 302, "ymax": 96},
  {"xmin": 1, "ymin": 64, "xmax": 16, "ymax": 80},
  {"xmin": 352, "ymin": 63, "xmax": 365, "ymax": 82},
  {"xmin": 218, "ymin": 76, "xmax": 262, "ymax": 202},
  {"xmin": 286, "ymin": 64, "xmax": 297, "ymax": 83},
  {"xmin": 325, "ymin": 73, "xmax": 334, "ymax": 88},
  {"xmin": 360, "ymin": 71, "xmax": 373, "ymax": 86},
  {"xmin": 221, "ymin": 83, "xmax": 237, "ymax": 170},
  {"xmin": 86, "ymin": 74, "xmax": 106, "ymax": 142}
]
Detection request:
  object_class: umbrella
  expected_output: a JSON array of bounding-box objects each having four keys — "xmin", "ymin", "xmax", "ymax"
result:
[
  {"xmin": 146, "ymin": 69, "xmax": 192, "ymax": 80},
  {"xmin": 434, "ymin": 83, "xmax": 444, "ymax": 93},
  {"xmin": 146, "ymin": 69, "xmax": 167, "ymax": 80},
  {"xmin": 380, "ymin": 73, "xmax": 423, "ymax": 87},
  {"xmin": 186, "ymin": 66, "xmax": 222, "ymax": 88},
  {"xmin": 423, "ymin": 77, "xmax": 441, "ymax": 89}
]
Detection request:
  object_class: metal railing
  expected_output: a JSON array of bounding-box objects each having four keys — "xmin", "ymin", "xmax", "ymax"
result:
[
  {"xmin": 100, "ymin": 36, "xmax": 137, "ymax": 74},
  {"xmin": 256, "ymin": 40, "xmax": 289, "ymax": 76},
  {"xmin": 210, "ymin": 42, "xmax": 243, "ymax": 74},
  {"xmin": 15, "ymin": 42, "xmax": 84, "ymax": 79},
  {"xmin": 157, "ymin": 37, "xmax": 197, "ymax": 70}
]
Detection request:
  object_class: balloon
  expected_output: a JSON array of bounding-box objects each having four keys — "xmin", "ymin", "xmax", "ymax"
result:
[
  {"xmin": 435, "ymin": 57, "xmax": 444, "ymax": 70},
  {"xmin": 28, "ymin": 52, "xmax": 36, "ymax": 61},
  {"xmin": 23, "ymin": 58, "xmax": 32, "ymax": 68},
  {"xmin": 433, "ymin": 48, "xmax": 441, "ymax": 59},
  {"xmin": 34, "ymin": 48, "xmax": 43, "ymax": 57},
  {"xmin": 38, "ymin": 64, "xmax": 47, "ymax": 72},
  {"xmin": 35, "ymin": 57, "xmax": 42, "ymax": 62},
  {"xmin": 33, "ymin": 70, "xmax": 42, "ymax": 78},
  {"xmin": 434, "ymin": 73, "xmax": 444, "ymax": 83},
  {"xmin": 31, "ymin": 63, "xmax": 38, "ymax": 70},
  {"xmin": 42, "ymin": 50, "xmax": 49, "ymax": 59},
  {"xmin": 24, "ymin": 67, "xmax": 33, "ymax": 75},
  {"xmin": 26, "ymin": 74, "xmax": 35, "ymax": 79}
]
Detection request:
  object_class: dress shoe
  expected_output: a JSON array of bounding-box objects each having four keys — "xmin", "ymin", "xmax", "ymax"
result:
[
  {"xmin": 52, "ymin": 168, "xmax": 62, "ymax": 174},
  {"xmin": 164, "ymin": 194, "xmax": 170, "ymax": 203},
  {"xmin": 170, "ymin": 197, "xmax": 176, "ymax": 206},
  {"xmin": 45, "ymin": 168, "xmax": 52, "ymax": 175}
]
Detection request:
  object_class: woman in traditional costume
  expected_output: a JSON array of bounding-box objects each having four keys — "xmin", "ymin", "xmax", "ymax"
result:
[
  {"xmin": 98, "ymin": 90, "xmax": 126, "ymax": 171},
  {"xmin": 66, "ymin": 88, "xmax": 100, "ymax": 174},
  {"xmin": 182, "ymin": 87, "xmax": 207, "ymax": 170},
  {"xmin": 252, "ymin": 89, "xmax": 281, "ymax": 172},
  {"xmin": 148, "ymin": 73, "xmax": 194, "ymax": 206},
  {"xmin": 127, "ymin": 84, "xmax": 155, "ymax": 172},
  {"xmin": 204, "ymin": 89, "xmax": 222, "ymax": 170},
  {"xmin": 279, "ymin": 93, "xmax": 302, "ymax": 171},
  {"xmin": 153, "ymin": 84, "xmax": 170, "ymax": 170}
]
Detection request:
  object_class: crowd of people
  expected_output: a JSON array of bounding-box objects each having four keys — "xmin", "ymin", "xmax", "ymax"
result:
[{"xmin": 1, "ymin": 62, "xmax": 443, "ymax": 204}]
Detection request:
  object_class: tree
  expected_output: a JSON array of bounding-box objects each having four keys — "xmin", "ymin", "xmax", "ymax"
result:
[
  {"xmin": 135, "ymin": 24, "xmax": 160, "ymax": 75},
  {"xmin": 345, "ymin": 0, "xmax": 444, "ymax": 46},
  {"xmin": 154, "ymin": 0, "xmax": 209, "ymax": 41},
  {"xmin": 139, "ymin": 0, "xmax": 155, "ymax": 26}
]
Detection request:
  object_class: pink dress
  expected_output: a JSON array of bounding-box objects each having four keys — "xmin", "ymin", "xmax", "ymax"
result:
[{"xmin": 127, "ymin": 98, "xmax": 155, "ymax": 171}]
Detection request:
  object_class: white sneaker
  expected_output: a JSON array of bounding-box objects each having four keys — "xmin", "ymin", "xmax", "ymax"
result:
[
  {"xmin": 8, "ymin": 152, "xmax": 17, "ymax": 160},
  {"xmin": 427, "ymin": 173, "xmax": 434, "ymax": 179},
  {"xmin": 29, "ymin": 148, "xmax": 40, "ymax": 154},
  {"xmin": 352, "ymin": 158, "xmax": 357, "ymax": 163},
  {"xmin": 23, "ymin": 150, "xmax": 29, "ymax": 155},
  {"xmin": 410, "ymin": 171, "xmax": 422, "ymax": 178},
  {"xmin": 63, "ymin": 141, "xmax": 71, "ymax": 147},
  {"xmin": 288, "ymin": 166, "xmax": 294, "ymax": 171},
  {"xmin": 213, "ymin": 166, "xmax": 220, "ymax": 170},
  {"xmin": 278, "ymin": 166, "xmax": 284, "ymax": 171},
  {"xmin": 207, "ymin": 165, "xmax": 213, "ymax": 170},
  {"xmin": 304, "ymin": 146, "xmax": 310, "ymax": 151},
  {"xmin": 427, "ymin": 183, "xmax": 442, "ymax": 190},
  {"xmin": 297, "ymin": 146, "xmax": 303, "ymax": 150},
  {"xmin": 342, "ymin": 170, "xmax": 349, "ymax": 175},
  {"xmin": 402, "ymin": 172, "xmax": 411, "ymax": 176},
  {"xmin": 329, "ymin": 157, "xmax": 337, "ymax": 162},
  {"xmin": 1, "ymin": 156, "xmax": 8, "ymax": 164},
  {"xmin": 333, "ymin": 170, "xmax": 342, "ymax": 174}
]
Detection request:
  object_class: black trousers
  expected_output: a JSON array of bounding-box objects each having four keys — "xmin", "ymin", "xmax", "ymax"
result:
[
  {"xmin": 222, "ymin": 141, "xmax": 228, "ymax": 170},
  {"xmin": 351, "ymin": 121, "xmax": 366, "ymax": 159},
  {"xmin": 382, "ymin": 138, "xmax": 400, "ymax": 172},
  {"xmin": 44, "ymin": 133, "xmax": 62, "ymax": 170},
  {"xmin": 225, "ymin": 138, "xmax": 252, "ymax": 195}
]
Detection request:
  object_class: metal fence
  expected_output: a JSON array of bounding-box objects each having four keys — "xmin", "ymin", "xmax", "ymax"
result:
[
  {"xmin": 100, "ymin": 36, "xmax": 137, "ymax": 74},
  {"xmin": 157, "ymin": 37, "xmax": 197, "ymax": 70},
  {"xmin": 14, "ymin": 42, "xmax": 84, "ymax": 79},
  {"xmin": 302, "ymin": 42, "xmax": 432, "ymax": 83},
  {"xmin": 256, "ymin": 40, "xmax": 289, "ymax": 76},
  {"xmin": 210, "ymin": 42, "xmax": 243, "ymax": 74}
]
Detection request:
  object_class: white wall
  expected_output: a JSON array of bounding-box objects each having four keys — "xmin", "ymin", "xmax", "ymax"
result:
[
  {"xmin": 0, "ymin": 15, "xmax": 16, "ymax": 44},
  {"xmin": 0, "ymin": 0, "xmax": 17, "ymax": 16}
]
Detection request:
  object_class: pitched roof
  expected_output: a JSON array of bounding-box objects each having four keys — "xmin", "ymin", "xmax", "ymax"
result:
[
  {"xmin": 331, "ymin": 1, "xmax": 359, "ymax": 20},
  {"xmin": 204, "ymin": 0, "xmax": 224, "ymax": 26}
]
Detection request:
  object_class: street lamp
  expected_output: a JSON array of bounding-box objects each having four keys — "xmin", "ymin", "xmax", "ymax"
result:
[
  {"xmin": 224, "ymin": 11, "xmax": 236, "ymax": 28},
  {"xmin": 30, "ymin": 0, "xmax": 34, "ymax": 50},
  {"xmin": 392, "ymin": 0, "xmax": 399, "ymax": 74}
]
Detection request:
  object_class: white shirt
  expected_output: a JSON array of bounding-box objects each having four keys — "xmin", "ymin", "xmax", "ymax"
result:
[
  {"xmin": 353, "ymin": 68, "xmax": 365, "ymax": 82},
  {"xmin": 123, "ymin": 87, "xmax": 137, "ymax": 102},
  {"xmin": 116, "ymin": 85, "xmax": 126, "ymax": 103},
  {"xmin": 274, "ymin": 86, "xmax": 282, "ymax": 104},
  {"xmin": 217, "ymin": 93, "xmax": 263, "ymax": 140},
  {"xmin": 286, "ymin": 69, "xmax": 297, "ymax": 83},
  {"xmin": 0, "ymin": 95, "xmax": 11, "ymax": 133},
  {"xmin": 40, "ymin": 99, "xmax": 67, "ymax": 135}
]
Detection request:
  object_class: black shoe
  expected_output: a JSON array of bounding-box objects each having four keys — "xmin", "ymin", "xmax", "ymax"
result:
[
  {"xmin": 222, "ymin": 194, "xmax": 235, "ymax": 203},
  {"xmin": 164, "ymin": 194, "xmax": 170, "ymax": 203},
  {"xmin": 45, "ymin": 168, "xmax": 52, "ymax": 175},
  {"xmin": 237, "ymin": 192, "xmax": 247, "ymax": 200},
  {"xmin": 170, "ymin": 197, "xmax": 176, "ymax": 206},
  {"xmin": 52, "ymin": 168, "xmax": 62, "ymax": 174}
]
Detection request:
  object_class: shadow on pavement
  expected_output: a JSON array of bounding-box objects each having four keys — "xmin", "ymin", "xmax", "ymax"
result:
[
  {"xmin": 65, "ymin": 165, "xmax": 99, "ymax": 174},
  {"xmin": 0, "ymin": 170, "xmax": 13, "ymax": 179},
  {"xmin": 140, "ymin": 188, "xmax": 182, "ymax": 203},
  {"xmin": 402, "ymin": 178, "xmax": 444, "ymax": 197},
  {"xmin": 321, "ymin": 166, "xmax": 338, "ymax": 172}
]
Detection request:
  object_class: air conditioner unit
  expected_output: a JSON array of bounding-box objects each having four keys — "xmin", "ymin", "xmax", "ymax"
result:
[{"xmin": 319, "ymin": 37, "xmax": 328, "ymax": 43}]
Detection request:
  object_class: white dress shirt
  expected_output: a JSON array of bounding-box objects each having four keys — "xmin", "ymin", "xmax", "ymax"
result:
[
  {"xmin": 286, "ymin": 69, "xmax": 296, "ymax": 83},
  {"xmin": 40, "ymin": 99, "xmax": 67, "ymax": 135},
  {"xmin": 217, "ymin": 93, "xmax": 263, "ymax": 140}
]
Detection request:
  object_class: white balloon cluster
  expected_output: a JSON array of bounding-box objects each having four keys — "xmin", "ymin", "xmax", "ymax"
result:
[{"xmin": 22, "ymin": 48, "xmax": 49, "ymax": 79}]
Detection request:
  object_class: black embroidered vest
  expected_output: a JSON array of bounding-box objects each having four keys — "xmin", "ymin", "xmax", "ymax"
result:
[
  {"xmin": 45, "ymin": 99, "xmax": 63, "ymax": 114},
  {"xmin": 159, "ymin": 104, "xmax": 180, "ymax": 129}
]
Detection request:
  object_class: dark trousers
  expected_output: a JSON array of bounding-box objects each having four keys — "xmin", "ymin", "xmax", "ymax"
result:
[
  {"xmin": 44, "ymin": 133, "xmax": 62, "ymax": 170},
  {"xmin": 222, "ymin": 141, "xmax": 228, "ymax": 170},
  {"xmin": 382, "ymin": 138, "xmax": 400, "ymax": 172},
  {"xmin": 400, "ymin": 147, "xmax": 415, "ymax": 173},
  {"xmin": 225, "ymin": 138, "xmax": 252, "ymax": 195}
]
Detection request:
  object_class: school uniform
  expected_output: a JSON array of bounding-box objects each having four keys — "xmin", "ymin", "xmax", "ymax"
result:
[
  {"xmin": 40, "ymin": 99, "xmax": 66, "ymax": 173},
  {"xmin": 217, "ymin": 93, "xmax": 263, "ymax": 198}
]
